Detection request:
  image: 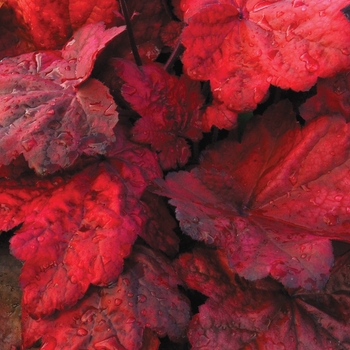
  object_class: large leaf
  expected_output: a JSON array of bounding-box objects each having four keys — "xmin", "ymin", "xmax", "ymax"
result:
[
  {"xmin": 181, "ymin": 0, "xmax": 350, "ymax": 115},
  {"xmin": 155, "ymin": 101, "xmax": 350, "ymax": 289},
  {"xmin": 2, "ymin": 125, "xmax": 161, "ymax": 319},
  {"xmin": 0, "ymin": 23, "xmax": 124, "ymax": 175},
  {"xmin": 22, "ymin": 245, "xmax": 190, "ymax": 350},
  {"xmin": 177, "ymin": 247, "xmax": 350, "ymax": 349}
]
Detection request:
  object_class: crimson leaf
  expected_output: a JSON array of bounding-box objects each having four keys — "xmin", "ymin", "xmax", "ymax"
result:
[
  {"xmin": 155, "ymin": 100, "xmax": 350, "ymax": 289},
  {"xmin": 181, "ymin": 0, "xmax": 350, "ymax": 114},
  {"xmin": 1, "ymin": 125, "xmax": 161, "ymax": 319},
  {"xmin": 177, "ymin": 247, "xmax": 350, "ymax": 349},
  {"xmin": 22, "ymin": 245, "xmax": 190, "ymax": 350},
  {"xmin": 0, "ymin": 23, "xmax": 124, "ymax": 175}
]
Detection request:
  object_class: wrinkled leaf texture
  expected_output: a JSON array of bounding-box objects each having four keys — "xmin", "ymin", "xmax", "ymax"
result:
[
  {"xmin": 156, "ymin": 100, "xmax": 350, "ymax": 289},
  {"xmin": 0, "ymin": 23, "xmax": 124, "ymax": 175},
  {"xmin": 113, "ymin": 59, "xmax": 203, "ymax": 169},
  {"xmin": 0, "ymin": 124, "xmax": 161, "ymax": 319},
  {"xmin": 22, "ymin": 245, "xmax": 190, "ymax": 350},
  {"xmin": 181, "ymin": 0, "xmax": 350, "ymax": 119},
  {"xmin": 177, "ymin": 247, "xmax": 350, "ymax": 349},
  {"xmin": 8, "ymin": 0, "xmax": 120, "ymax": 49}
]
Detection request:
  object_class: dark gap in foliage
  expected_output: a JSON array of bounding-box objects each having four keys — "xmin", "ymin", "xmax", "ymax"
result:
[
  {"xmin": 178, "ymin": 285, "xmax": 208, "ymax": 315},
  {"xmin": 159, "ymin": 335, "xmax": 191, "ymax": 350},
  {"xmin": 332, "ymin": 240, "xmax": 350, "ymax": 257}
]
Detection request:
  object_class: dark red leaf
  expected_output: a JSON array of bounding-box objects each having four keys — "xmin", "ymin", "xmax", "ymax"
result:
[
  {"xmin": 8, "ymin": 0, "xmax": 119, "ymax": 49},
  {"xmin": 0, "ymin": 3, "xmax": 35, "ymax": 59},
  {"xmin": 181, "ymin": 0, "xmax": 350, "ymax": 113},
  {"xmin": 300, "ymin": 70, "xmax": 350, "ymax": 122},
  {"xmin": 155, "ymin": 101, "xmax": 350, "ymax": 289},
  {"xmin": 177, "ymin": 247, "xmax": 350, "ymax": 349},
  {"xmin": 2, "ymin": 125, "xmax": 161, "ymax": 319},
  {"xmin": 22, "ymin": 245, "xmax": 190, "ymax": 350},
  {"xmin": 140, "ymin": 191, "xmax": 180, "ymax": 257},
  {"xmin": 113, "ymin": 59, "xmax": 203, "ymax": 169},
  {"xmin": 0, "ymin": 23, "xmax": 124, "ymax": 175}
]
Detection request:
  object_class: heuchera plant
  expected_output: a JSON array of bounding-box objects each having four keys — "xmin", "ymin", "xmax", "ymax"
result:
[{"xmin": 1, "ymin": 0, "xmax": 350, "ymax": 348}]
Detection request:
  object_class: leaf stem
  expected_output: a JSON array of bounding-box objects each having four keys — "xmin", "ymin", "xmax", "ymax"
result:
[
  {"xmin": 119, "ymin": 0, "xmax": 142, "ymax": 66},
  {"xmin": 164, "ymin": 38, "xmax": 184, "ymax": 72}
]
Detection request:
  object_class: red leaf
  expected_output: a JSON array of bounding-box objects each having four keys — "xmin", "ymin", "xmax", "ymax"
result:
[
  {"xmin": 177, "ymin": 248, "xmax": 350, "ymax": 349},
  {"xmin": 181, "ymin": 0, "xmax": 350, "ymax": 112},
  {"xmin": 300, "ymin": 70, "xmax": 350, "ymax": 122},
  {"xmin": 8, "ymin": 0, "xmax": 119, "ymax": 49},
  {"xmin": 0, "ymin": 23, "xmax": 124, "ymax": 175},
  {"xmin": 2, "ymin": 125, "xmax": 161, "ymax": 319},
  {"xmin": 155, "ymin": 100, "xmax": 350, "ymax": 289},
  {"xmin": 22, "ymin": 245, "xmax": 190, "ymax": 350},
  {"xmin": 113, "ymin": 59, "xmax": 203, "ymax": 169},
  {"xmin": 140, "ymin": 191, "xmax": 180, "ymax": 257}
]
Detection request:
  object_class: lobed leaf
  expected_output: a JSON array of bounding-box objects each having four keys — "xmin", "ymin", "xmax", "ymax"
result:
[
  {"xmin": 155, "ymin": 101, "xmax": 350, "ymax": 289},
  {"xmin": 177, "ymin": 247, "xmax": 350, "ymax": 349},
  {"xmin": 3, "ymin": 125, "xmax": 162, "ymax": 319},
  {"xmin": 113, "ymin": 59, "xmax": 203, "ymax": 169},
  {"xmin": 0, "ymin": 23, "xmax": 124, "ymax": 175},
  {"xmin": 22, "ymin": 245, "xmax": 190, "ymax": 350},
  {"xmin": 181, "ymin": 0, "xmax": 350, "ymax": 115}
]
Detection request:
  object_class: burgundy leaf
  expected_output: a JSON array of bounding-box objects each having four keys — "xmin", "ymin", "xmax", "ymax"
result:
[
  {"xmin": 0, "ymin": 23, "xmax": 124, "ymax": 175},
  {"xmin": 140, "ymin": 191, "xmax": 180, "ymax": 257},
  {"xmin": 22, "ymin": 245, "xmax": 190, "ymax": 350},
  {"xmin": 113, "ymin": 59, "xmax": 203, "ymax": 169},
  {"xmin": 177, "ymin": 247, "xmax": 350, "ymax": 349},
  {"xmin": 155, "ymin": 100, "xmax": 350, "ymax": 289}
]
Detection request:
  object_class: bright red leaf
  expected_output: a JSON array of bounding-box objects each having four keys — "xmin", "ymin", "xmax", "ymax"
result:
[
  {"xmin": 8, "ymin": 0, "xmax": 119, "ymax": 49},
  {"xmin": 22, "ymin": 245, "xmax": 190, "ymax": 350},
  {"xmin": 177, "ymin": 247, "xmax": 350, "ymax": 349},
  {"xmin": 181, "ymin": 0, "xmax": 350, "ymax": 114},
  {"xmin": 155, "ymin": 101, "xmax": 350, "ymax": 289},
  {"xmin": 113, "ymin": 58, "xmax": 203, "ymax": 169},
  {"xmin": 0, "ymin": 23, "xmax": 124, "ymax": 175},
  {"xmin": 1, "ymin": 125, "xmax": 161, "ymax": 319},
  {"xmin": 300, "ymin": 70, "xmax": 350, "ymax": 122}
]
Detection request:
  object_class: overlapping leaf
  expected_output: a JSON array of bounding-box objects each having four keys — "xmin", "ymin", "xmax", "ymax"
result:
[
  {"xmin": 1, "ymin": 125, "xmax": 162, "ymax": 319},
  {"xmin": 113, "ymin": 59, "xmax": 203, "ymax": 169},
  {"xmin": 22, "ymin": 245, "xmax": 190, "ymax": 350},
  {"xmin": 300, "ymin": 70, "xmax": 350, "ymax": 122},
  {"xmin": 177, "ymin": 247, "xmax": 350, "ymax": 349},
  {"xmin": 139, "ymin": 191, "xmax": 180, "ymax": 257},
  {"xmin": 8, "ymin": 0, "xmax": 119, "ymax": 49},
  {"xmin": 155, "ymin": 101, "xmax": 350, "ymax": 289},
  {"xmin": 0, "ymin": 23, "xmax": 124, "ymax": 175},
  {"xmin": 180, "ymin": 0, "xmax": 350, "ymax": 115}
]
